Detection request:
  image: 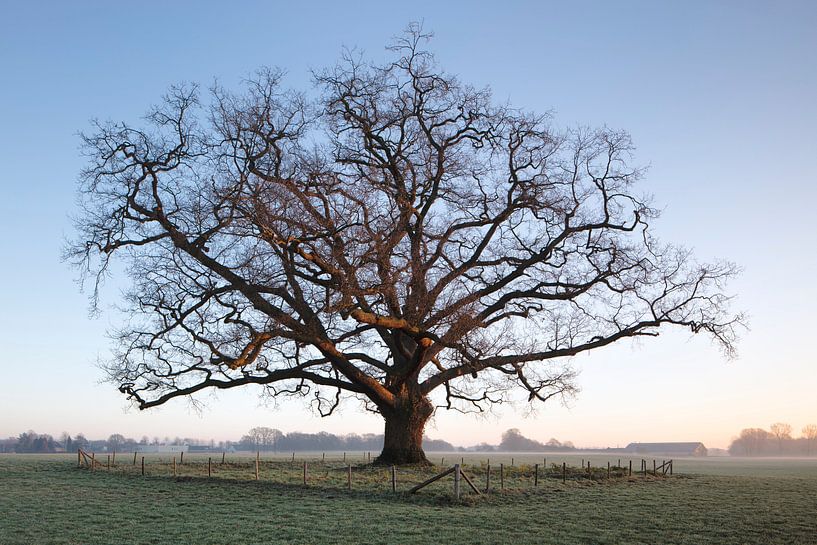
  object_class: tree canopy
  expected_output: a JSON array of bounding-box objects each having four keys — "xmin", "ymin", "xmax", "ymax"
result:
[{"xmin": 69, "ymin": 26, "xmax": 741, "ymax": 463}]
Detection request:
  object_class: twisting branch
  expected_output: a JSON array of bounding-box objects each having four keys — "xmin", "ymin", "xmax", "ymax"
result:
[{"xmin": 69, "ymin": 25, "xmax": 742, "ymax": 457}]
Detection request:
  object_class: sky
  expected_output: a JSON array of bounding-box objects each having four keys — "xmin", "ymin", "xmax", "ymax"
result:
[{"xmin": 0, "ymin": 1, "xmax": 815, "ymax": 450}]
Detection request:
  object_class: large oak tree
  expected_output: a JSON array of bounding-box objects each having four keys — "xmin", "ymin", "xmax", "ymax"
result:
[{"xmin": 70, "ymin": 28, "xmax": 740, "ymax": 464}]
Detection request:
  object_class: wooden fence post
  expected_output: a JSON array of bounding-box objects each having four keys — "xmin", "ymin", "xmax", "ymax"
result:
[
  {"xmin": 303, "ymin": 461, "xmax": 308, "ymax": 486},
  {"xmin": 485, "ymin": 462, "xmax": 491, "ymax": 492},
  {"xmin": 112, "ymin": 451, "xmax": 116, "ymax": 466},
  {"xmin": 180, "ymin": 451, "xmax": 184, "ymax": 464},
  {"xmin": 343, "ymin": 452, "xmax": 346, "ymax": 462},
  {"xmin": 133, "ymin": 451, "xmax": 137, "ymax": 465},
  {"xmin": 391, "ymin": 465, "xmax": 396, "ymax": 493},
  {"xmin": 607, "ymin": 461, "xmax": 610, "ymax": 479},
  {"xmin": 107, "ymin": 454, "xmax": 110, "ymax": 470},
  {"xmin": 141, "ymin": 456, "xmax": 145, "ymax": 476},
  {"xmin": 208, "ymin": 457, "xmax": 212, "ymax": 477},
  {"xmin": 562, "ymin": 462, "xmax": 566, "ymax": 484},
  {"xmin": 534, "ymin": 463, "xmax": 539, "ymax": 487},
  {"xmin": 670, "ymin": 460, "xmax": 673, "ymax": 476},
  {"xmin": 441, "ymin": 457, "xmax": 445, "ymax": 466},
  {"xmin": 77, "ymin": 449, "xmax": 81, "ymax": 468},
  {"xmin": 255, "ymin": 456, "xmax": 259, "ymax": 481},
  {"xmin": 500, "ymin": 463, "xmax": 504, "ymax": 490},
  {"xmin": 91, "ymin": 452, "xmax": 95, "ymax": 472},
  {"xmin": 629, "ymin": 460, "xmax": 632, "ymax": 476},
  {"xmin": 322, "ymin": 452, "xmax": 326, "ymax": 463},
  {"xmin": 347, "ymin": 464, "xmax": 352, "ymax": 490},
  {"xmin": 222, "ymin": 452, "xmax": 226, "ymax": 465},
  {"xmin": 292, "ymin": 452, "xmax": 295, "ymax": 463},
  {"xmin": 453, "ymin": 464, "xmax": 461, "ymax": 499},
  {"xmin": 511, "ymin": 457, "xmax": 514, "ymax": 467},
  {"xmin": 653, "ymin": 459, "xmax": 656, "ymax": 477}
]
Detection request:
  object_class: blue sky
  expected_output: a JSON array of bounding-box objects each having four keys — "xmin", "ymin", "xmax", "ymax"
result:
[{"xmin": 0, "ymin": 1, "xmax": 815, "ymax": 448}]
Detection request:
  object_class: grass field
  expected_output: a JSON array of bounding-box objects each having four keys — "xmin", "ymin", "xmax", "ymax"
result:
[{"xmin": 1, "ymin": 453, "xmax": 816, "ymax": 544}]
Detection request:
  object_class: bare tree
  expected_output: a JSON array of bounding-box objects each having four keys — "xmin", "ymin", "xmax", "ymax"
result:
[
  {"xmin": 770, "ymin": 422, "xmax": 793, "ymax": 454},
  {"xmin": 242, "ymin": 427, "xmax": 283, "ymax": 451},
  {"xmin": 68, "ymin": 26, "xmax": 741, "ymax": 464},
  {"xmin": 802, "ymin": 424, "xmax": 817, "ymax": 456},
  {"xmin": 107, "ymin": 434, "xmax": 126, "ymax": 451},
  {"xmin": 729, "ymin": 428, "xmax": 771, "ymax": 456},
  {"xmin": 59, "ymin": 432, "xmax": 72, "ymax": 451}
]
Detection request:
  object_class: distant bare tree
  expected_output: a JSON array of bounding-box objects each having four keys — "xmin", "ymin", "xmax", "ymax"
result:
[
  {"xmin": 59, "ymin": 432, "xmax": 72, "ymax": 451},
  {"xmin": 242, "ymin": 427, "xmax": 283, "ymax": 451},
  {"xmin": 74, "ymin": 434, "xmax": 89, "ymax": 450},
  {"xmin": 803, "ymin": 424, "xmax": 817, "ymax": 456},
  {"xmin": 770, "ymin": 422, "xmax": 793, "ymax": 454},
  {"xmin": 107, "ymin": 434, "xmax": 126, "ymax": 451},
  {"xmin": 729, "ymin": 428, "xmax": 771, "ymax": 456},
  {"xmin": 69, "ymin": 25, "xmax": 741, "ymax": 464}
]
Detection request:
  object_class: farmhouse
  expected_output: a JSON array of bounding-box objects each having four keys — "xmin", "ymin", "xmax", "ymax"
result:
[{"xmin": 624, "ymin": 442, "xmax": 707, "ymax": 456}]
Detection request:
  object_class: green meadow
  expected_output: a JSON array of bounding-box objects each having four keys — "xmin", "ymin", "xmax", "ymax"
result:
[{"xmin": 1, "ymin": 453, "xmax": 815, "ymax": 544}]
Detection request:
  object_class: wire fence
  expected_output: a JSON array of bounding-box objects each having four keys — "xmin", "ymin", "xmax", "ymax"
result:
[{"xmin": 76, "ymin": 449, "xmax": 674, "ymax": 497}]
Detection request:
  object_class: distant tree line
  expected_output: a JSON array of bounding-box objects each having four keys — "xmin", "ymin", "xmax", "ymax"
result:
[
  {"xmin": 236, "ymin": 427, "xmax": 456, "ymax": 452},
  {"xmin": 3, "ymin": 427, "xmax": 576, "ymax": 454},
  {"xmin": 493, "ymin": 428, "xmax": 576, "ymax": 452},
  {"xmin": 7, "ymin": 431, "xmax": 60, "ymax": 453},
  {"xmin": 729, "ymin": 423, "xmax": 817, "ymax": 456},
  {"xmin": 234, "ymin": 427, "xmax": 575, "ymax": 453},
  {"xmin": 0, "ymin": 431, "xmax": 226, "ymax": 454}
]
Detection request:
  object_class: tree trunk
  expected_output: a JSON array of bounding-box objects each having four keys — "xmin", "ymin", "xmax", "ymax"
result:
[{"xmin": 376, "ymin": 394, "xmax": 433, "ymax": 465}]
